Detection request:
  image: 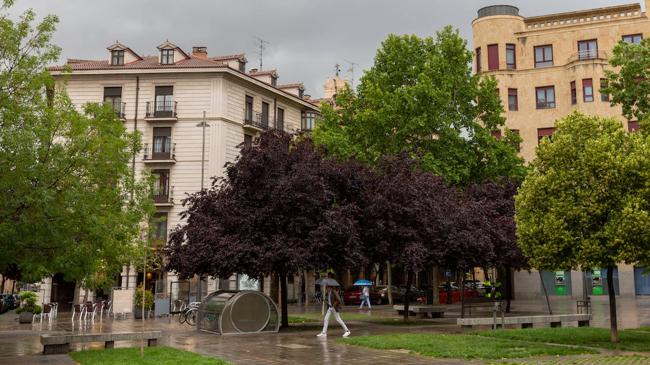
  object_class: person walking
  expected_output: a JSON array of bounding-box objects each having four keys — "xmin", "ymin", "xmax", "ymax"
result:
[
  {"xmin": 317, "ymin": 286, "xmax": 350, "ymax": 338},
  {"xmin": 359, "ymin": 285, "xmax": 372, "ymax": 309}
]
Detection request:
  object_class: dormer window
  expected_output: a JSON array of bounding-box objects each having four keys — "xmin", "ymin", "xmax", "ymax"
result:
[
  {"xmin": 111, "ymin": 50, "xmax": 124, "ymax": 65},
  {"xmin": 161, "ymin": 49, "xmax": 174, "ymax": 65}
]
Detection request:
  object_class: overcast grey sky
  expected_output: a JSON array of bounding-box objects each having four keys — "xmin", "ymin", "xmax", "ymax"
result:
[{"xmin": 10, "ymin": 0, "xmax": 639, "ymax": 97}]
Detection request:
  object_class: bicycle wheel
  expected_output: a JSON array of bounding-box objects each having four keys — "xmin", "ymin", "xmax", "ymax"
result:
[
  {"xmin": 178, "ymin": 311, "xmax": 187, "ymax": 324},
  {"xmin": 187, "ymin": 309, "xmax": 197, "ymax": 326}
]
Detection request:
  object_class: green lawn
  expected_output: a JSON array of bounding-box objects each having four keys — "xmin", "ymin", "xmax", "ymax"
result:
[
  {"xmin": 288, "ymin": 312, "xmax": 434, "ymax": 326},
  {"xmin": 494, "ymin": 355, "xmax": 650, "ymax": 365},
  {"xmin": 474, "ymin": 327, "xmax": 650, "ymax": 352},
  {"xmin": 341, "ymin": 333, "xmax": 596, "ymax": 360},
  {"xmin": 69, "ymin": 347, "xmax": 230, "ymax": 365}
]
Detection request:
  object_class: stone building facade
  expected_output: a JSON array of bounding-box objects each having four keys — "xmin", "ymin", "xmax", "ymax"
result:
[{"xmin": 473, "ymin": 2, "xmax": 650, "ymax": 299}]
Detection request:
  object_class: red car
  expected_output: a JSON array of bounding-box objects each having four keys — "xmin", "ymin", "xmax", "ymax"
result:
[{"xmin": 343, "ymin": 287, "xmax": 383, "ymax": 305}]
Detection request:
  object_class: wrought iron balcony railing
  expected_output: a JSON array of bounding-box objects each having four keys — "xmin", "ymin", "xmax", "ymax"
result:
[
  {"xmin": 143, "ymin": 141, "xmax": 176, "ymax": 161},
  {"xmin": 146, "ymin": 100, "xmax": 178, "ymax": 119}
]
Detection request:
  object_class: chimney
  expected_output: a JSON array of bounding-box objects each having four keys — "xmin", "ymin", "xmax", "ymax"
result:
[{"xmin": 192, "ymin": 46, "xmax": 208, "ymax": 59}]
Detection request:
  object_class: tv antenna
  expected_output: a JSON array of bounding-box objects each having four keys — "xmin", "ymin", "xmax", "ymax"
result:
[
  {"xmin": 254, "ymin": 36, "xmax": 270, "ymax": 70},
  {"xmin": 344, "ymin": 59, "xmax": 358, "ymax": 89},
  {"xmin": 334, "ymin": 63, "xmax": 341, "ymax": 77}
]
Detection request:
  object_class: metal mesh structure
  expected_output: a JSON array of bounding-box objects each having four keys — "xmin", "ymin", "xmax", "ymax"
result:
[
  {"xmin": 197, "ymin": 290, "xmax": 279, "ymax": 334},
  {"xmin": 477, "ymin": 5, "xmax": 519, "ymax": 18}
]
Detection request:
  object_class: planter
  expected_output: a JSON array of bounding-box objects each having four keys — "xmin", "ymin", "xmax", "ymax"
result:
[
  {"xmin": 19, "ymin": 312, "xmax": 33, "ymax": 323},
  {"xmin": 134, "ymin": 308, "xmax": 143, "ymax": 319}
]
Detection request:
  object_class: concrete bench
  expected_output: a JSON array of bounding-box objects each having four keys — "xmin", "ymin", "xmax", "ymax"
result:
[
  {"xmin": 393, "ymin": 305, "xmax": 445, "ymax": 318},
  {"xmin": 457, "ymin": 314, "xmax": 591, "ymax": 329},
  {"xmin": 463, "ymin": 299, "xmax": 504, "ymax": 316},
  {"xmin": 41, "ymin": 331, "xmax": 162, "ymax": 354}
]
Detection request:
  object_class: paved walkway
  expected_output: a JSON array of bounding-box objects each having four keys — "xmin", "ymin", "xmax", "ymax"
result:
[{"xmin": 0, "ymin": 297, "xmax": 649, "ymax": 364}]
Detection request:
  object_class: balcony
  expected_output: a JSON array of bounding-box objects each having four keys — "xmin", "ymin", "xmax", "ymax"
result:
[
  {"xmin": 568, "ymin": 50, "xmax": 608, "ymax": 64},
  {"xmin": 536, "ymin": 101, "xmax": 556, "ymax": 109},
  {"xmin": 154, "ymin": 186, "xmax": 174, "ymax": 207},
  {"xmin": 145, "ymin": 101, "xmax": 178, "ymax": 121},
  {"xmin": 243, "ymin": 112, "xmax": 269, "ymax": 132},
  {"xmin": 105, "ymin": 101, "xmax": 126, "ymax": 120},
  {"xmin": 143, "ymin": 142, "xmax": 176, "ymax": 164}
]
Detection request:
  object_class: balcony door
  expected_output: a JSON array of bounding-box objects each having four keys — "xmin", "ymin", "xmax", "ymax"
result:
[
  {"xmin": 155, "ymin": 86, "xmax": 174, "ymax": 117},
  {"xmin": 103, "ymin": 87, "xmax": 122, "ymax": 116},
  {"xmin": 153, "ymin": 170, "xmax": 170, "ymax": 203},
  {"xmin": 152, "ymin": 127, "xmax": 172, "ymax": 160},
  {"xmin": 578, "ymin": 40, "xmax": 598, "ymax": 60},
  {"xmin": 261, "ymin": 102, "xmax": 269, "ymax": 128}
]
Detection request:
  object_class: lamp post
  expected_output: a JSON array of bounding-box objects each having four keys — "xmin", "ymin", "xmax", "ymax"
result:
[{"xmin": 195, "ymin": 111, "xmax": 210, "ymax": 300}]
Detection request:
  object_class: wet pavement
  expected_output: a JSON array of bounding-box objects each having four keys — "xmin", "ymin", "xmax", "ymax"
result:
[{"xmin": 0, "ymin": 297, "xmax": 649, "ymax": 365}]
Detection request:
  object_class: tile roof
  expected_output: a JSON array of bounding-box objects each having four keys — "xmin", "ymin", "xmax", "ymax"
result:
[
  {"xmin": 209, "ymin": 53, "xmax": 246, "ymax": 61},
  {"xmin": 48, "ymin": 56, "xmax": 229, "ymax": 71},
  {"xmin": 278, "ymin": 83, "xmax": 304, "ymax": 89},
  {"xmin": 248, "ymin": 69, "xmax": 277, "ymax": 76}
]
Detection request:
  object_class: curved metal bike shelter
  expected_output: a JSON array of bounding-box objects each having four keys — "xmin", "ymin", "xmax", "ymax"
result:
[{"xmin": 197, "ymin": 290, "xmax": 280, "ymax": 335}]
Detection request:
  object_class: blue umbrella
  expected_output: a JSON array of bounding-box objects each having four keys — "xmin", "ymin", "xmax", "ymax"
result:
[{"xmin": 353, "ymin": 279, "xmax": 373, "ymax": 286}]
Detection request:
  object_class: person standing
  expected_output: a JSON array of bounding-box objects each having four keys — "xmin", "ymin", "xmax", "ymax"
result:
[
  {"xmin": 359, "ymin": 286, "xmax": 372, "ymax": 309},
  {"xmin": 317, "ymin": 286, "xmax": 350, "ymax": 337}
]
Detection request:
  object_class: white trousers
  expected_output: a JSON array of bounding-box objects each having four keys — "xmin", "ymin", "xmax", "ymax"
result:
[
  {"xmin": 321, "ymin": 307, "xmax": 349, "ymax": 333},
  {"xmin": 359, "ymin": 296, "xmax": 372, "ymax": 309}
]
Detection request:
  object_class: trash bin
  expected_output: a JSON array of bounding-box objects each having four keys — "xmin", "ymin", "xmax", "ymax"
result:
[{"xmin": 197, "ymin": 290, "xmax": 279, "ymax": 334}]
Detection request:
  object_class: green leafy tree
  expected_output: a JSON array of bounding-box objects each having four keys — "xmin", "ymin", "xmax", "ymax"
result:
[
  {"xmin": 0, "ymin": 1, "xmax": 152, "ymax": 286},
  {"xmin": 516, "ymin": 112, "xmax": 650, "ymax": 343},
  {"xmin": 604, "ymin": 38, "xmax": 650, "ymax": 126},
  {"xmin": 313, "ymin": 26, "xmax": 524, "ymax": 185}
]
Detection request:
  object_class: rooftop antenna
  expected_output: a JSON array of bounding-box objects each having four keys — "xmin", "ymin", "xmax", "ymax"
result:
[
  {"xmin": 254, "ymin": 36, "xmax": 270, "ymax": 70},
  {"xmin": 344, "ymin": 59, "xmax": 358, "ymax": 89},
  {"xmin": 334, "ymin": 63, "xmax": 341, "ymax": 77}
]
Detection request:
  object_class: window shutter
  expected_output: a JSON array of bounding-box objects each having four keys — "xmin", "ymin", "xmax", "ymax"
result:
[{"xmin": 487, "ymin": 44, "xmax": 499, "ymax": 70}]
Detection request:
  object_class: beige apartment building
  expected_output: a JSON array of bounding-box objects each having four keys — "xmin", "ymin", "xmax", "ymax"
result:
[
  {"xmin": 41, "ymin": 41, "xmax": 320, "ymax": 310},
  {"xmin": 473, "ymin": 2, "xmax": 650, "ymax": 301}
]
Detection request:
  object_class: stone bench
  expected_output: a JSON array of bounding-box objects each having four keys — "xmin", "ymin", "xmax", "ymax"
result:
[
  {"xmin": 41, "ymin": 331, "xmax": 162, "ymax": 354},
  {"xmin": 393, "ymin": 305, "xmax": 445, "ymax": 318},
  {"xmin": 457, "ymin": 314, "xmax": 591, "ymax": 329}
]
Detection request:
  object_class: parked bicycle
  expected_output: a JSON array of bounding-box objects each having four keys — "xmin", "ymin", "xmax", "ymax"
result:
[{"xmin": 178, "ymin": 301, "xmax": 201, "ymax": 326}]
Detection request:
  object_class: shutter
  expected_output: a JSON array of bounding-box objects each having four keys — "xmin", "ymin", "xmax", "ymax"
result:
[
  {"xmin": 487, "ymin": 44, "xmax": 499, "ymax": 70},
  {"xmin": 155, "ymin": 86, "xmax": 173, "ymax": 96},
  {"xmin": 153, "ymin": 127, "xmax": 171, "ymax": 137},
  {"xmin": 537, "ymin": 127, "xmax": 555, "ymax": 137},
  {"xmin": 104, "ymin": 87, "xmax": 122, "ymax": 97}
]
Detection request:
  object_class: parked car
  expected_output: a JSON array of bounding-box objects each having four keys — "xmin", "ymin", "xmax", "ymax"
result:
[
  {"xmin": 343, "ymin": 286, "xmax": 383, "ymax": 305},
  {"xmin": 0, "ymin": 297, "xmax": 6, "ymax": 314},
  {"xmin": 376, "ymin": 285, "xmax": 403, "ymax": 304}
]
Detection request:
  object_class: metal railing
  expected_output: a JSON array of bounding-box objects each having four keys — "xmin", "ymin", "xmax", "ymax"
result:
[
  {"xmin": 568, "ymin": 50, "xmax": 608, "ymax": 63},
  {"xmin": 243, "ymin": 111, "xmax": 269, "ymax": 130},
  {"xmin": 143, "ymin": 141, "xmax": 176, "ymax": 161},
  {"xmin": 146, "ymin": 100, "xmax": 178, "ymax": 118},
  {"xmin": 153, "ymin": 185, "xmax": 174, "ymax": 204},
  {"xmin": 536, "ymin": 101, "xmax": 556, "ymax": 109}
]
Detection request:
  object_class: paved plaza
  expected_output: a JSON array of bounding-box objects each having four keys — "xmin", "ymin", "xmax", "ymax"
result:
[{"xmin": 1, "ymin": 297, "xmax": 649, "ymax": 364}]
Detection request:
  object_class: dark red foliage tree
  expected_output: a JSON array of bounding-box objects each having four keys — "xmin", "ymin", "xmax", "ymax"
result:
[
  {"xmin": 467, "ymin": 178, "xmax": 529, "ymax": 311},
  {"xmin": 164, "ymin": 130, "xmax": 366, "ymax": 328}
]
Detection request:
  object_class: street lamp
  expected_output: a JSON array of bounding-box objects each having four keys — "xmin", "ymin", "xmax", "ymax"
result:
[
  {"xmin": 195, "ymin": 111, "xmax": 210, "ymax": 301},
  {"xmin": 196, "ymin": 111, "xmax": 210, "ymax": 191}
]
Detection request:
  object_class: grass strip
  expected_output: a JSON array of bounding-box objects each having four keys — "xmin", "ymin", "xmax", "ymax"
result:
[
  {"xmin": 340, "ymin": 333, "xmax": 596, "ymax": 359},
  {"xmin": 70, "ymin": 346, "xmax": 230, "ymax": 365}
]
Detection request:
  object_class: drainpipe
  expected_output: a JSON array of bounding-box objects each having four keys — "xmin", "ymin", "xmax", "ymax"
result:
[{"xmin": 131, "ymin": 76, "xmax": 140, "ymax": 197}]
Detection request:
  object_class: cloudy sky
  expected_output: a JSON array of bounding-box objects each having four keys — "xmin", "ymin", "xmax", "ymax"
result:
[{"xmin": 10, "ymin": 0, "xmax": 638, "ymax": 97}]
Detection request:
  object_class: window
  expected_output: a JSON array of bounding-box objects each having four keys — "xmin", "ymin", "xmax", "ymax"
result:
[
  {"xmin": 510, "ymin": 129, "xmax": 521, "ymax": 152},
  {"xmin": 578, "ymin": 39, "xmax": 598, "ymax": 60},
  {"xmin": 152, "ymin": 170, "xmax": 170, "ymax": 203},
  {"xmin": 103, "ymin": 87, "xmax": 123, "ymax": 116},
  {"xmin": 261, "ymin": 102, "xmax": 269, "ymax": 127},
  {"xmin": 583, "ymin": 79, "xmax": 593, "ymax": 102},
  {"xmin": 570, "ymin": 81, "xmax": 577, "ymax": 105},
  {"xmin": 475, "ymin": 47, "xmax": 482, "ymax": 72},
  {"xmin": 161, "ymin": 49, "xmax": 174, "ymax": 65},
  {"xmin": 628, "ymin": 121, "xmax": 640, "ymax": 132},
  {"xmin": 536, "ymin": 86, "xmax": 556, "ymax": 109},
  {"xmin": 276, "ymin": 107, "xmax": 285, "ymax": 131},
  {"xmin": 154, "ymin": 86, "xmax": 174, "ymax": 117},
  {"xmin": 244, "ymin": 134, "xmax": 252, "ymax": 148},
  {"xmin": 537, "ymin": 127, "xmax": 555, "ymax": 144},
  {"xmin": 622, "ymin": 34, "xmax": 643, "ymax": 44},
  {"xmin": 534, "ymin": 45, "xmax": 553, "ymax": 67},
  {"xmin": 152, "ymin": 127, "xmax": 172, "ymax": 160},
  {"xmin": 302, "ymin": 111, "xmax": 317, "ymax": 130},
  {"xmin": 600, "ymin": 78, "xmax": 610, "ymax": 102},
  {"xmin": 508, "ymin": 88, "xmax": 518, "ymax": 111},
  {"xmin": 244, "ymin": 96, "xmax": 253, "ymax": 122},
  {"xmin": 491, "ymin": 130, "xmax": 502, "ymax": 139},
  {"xmin": 506, "ymin": 44, "xmax": 516, "ymax": 69},
  {"xmin": 111, "ymin": 50, "xmax": 124, "ymax": 66},
  {"xmin": 487, "ymin": 44, "xmax": 499, "ymax": 70},
  {"xmin": 151, "ymin": 213, "xmax": 168, "ymax": 244}
]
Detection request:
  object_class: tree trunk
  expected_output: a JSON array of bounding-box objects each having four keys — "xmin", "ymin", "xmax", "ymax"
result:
[
  {"xmin": 279, "ymin": 271, "xmax": 289, "ymax": 328},
  {"xmin": 460, "ymin": 270, "xmax": 466, "ymax": 318},
  {"xmin": 1, "ymin": 276, "xmax": 5, "ymax": 293},
  {"xmin": 607, "ymin": 266, "xmax": 619, "ymax": 343},
  {"xmin": 386, "ymin": 261, "xmax": 393, "ymax": 305},
  {"xmin": 270, "ymin": 274, "xmax": 279, "ymax": 307},
  {"xmin": 11, "ymin": 280, "xmax": 15, "ymax": 294},
  {"xmin": 432, "ymin": 266, "xmax": 439, "ymax": 305},
  {"xmin": 539, "ymin": 270, "xmax": 553, "ymax": 315},
  {"xmin": 504, "ymin": 266, "xmax": 512, "ymax": 313},
  {"xmin": 403, "ymin": 270, "xmax": 413, "ymax": 322}
]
